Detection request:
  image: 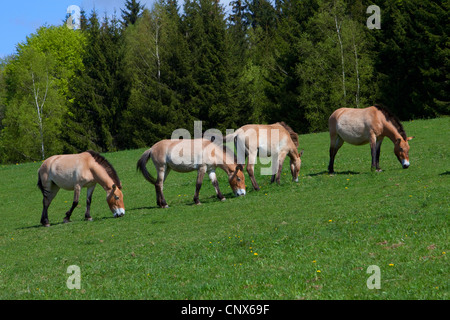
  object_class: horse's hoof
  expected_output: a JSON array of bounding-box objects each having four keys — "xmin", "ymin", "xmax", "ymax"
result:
[
  {"xmin": 63, "ymin": 218, "xmax": 71, "ymax": 223},
  {"xmin": 376, "ymin": 169, "xmax": 383, "ymax": 172},
  {"xmin": 43, "ymin": 223, "xmax": 50, "ymax": 227},
  {"xmin": 85, "ymin": 217, "xmax": 93, "ymax": 221},
  {"xmin": 220, "ymin": 197, "xmax": 226, "ymax": 202},
  {"xmin": 162, "ymin": 205, "xmax": 169, "ymax": 208},
  {"xmin": 195, "ymin": 202, "xmax": 201, "ymax": 206}
]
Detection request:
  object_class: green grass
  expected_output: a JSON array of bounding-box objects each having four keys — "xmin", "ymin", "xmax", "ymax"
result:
[{"xmin": 0, "ymin": 117, "xmax": 448, "ymax": 299}]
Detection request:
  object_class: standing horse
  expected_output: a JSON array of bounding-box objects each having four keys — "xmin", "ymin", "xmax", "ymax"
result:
[
  {"xmin": 37, "ymin": 150, "xmax": 125, "ymax": 227},
  {"xmin": 328, "ymin": 105, "xmax": 414, "ymax": 173},
  {"xmin": 137, "ymin": 139, "xmax": 246, "ymax": 208},
  {"xmin": 225, "ymin": 122, "xmax": 303, "ymax": 191}
]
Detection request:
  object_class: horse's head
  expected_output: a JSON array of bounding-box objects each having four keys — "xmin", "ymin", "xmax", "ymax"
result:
[
  {"xmin": 107, "ymin": 184, "xmax": 125, "ymax": 217},
  {"xmin": 290, "ymin": 149, "xmax": 304, "ymax": 182},
  {"xmin": 228, "ymin": 164, "xmax": 246, "ymax": 196},
  {"xmin": 394, "ymin": 137, "xmax": 414, "ymax": 169}
]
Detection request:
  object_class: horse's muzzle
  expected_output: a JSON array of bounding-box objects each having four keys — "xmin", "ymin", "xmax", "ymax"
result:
[
  {"xmin": 114, "ymin": 208, "xmax": 125, "ymax": 217},
  {"xmin": 401, "ymin": 159, "xmax": 410, "ymax": 169},
  {"xmin": 235, "ymin": 189, "xmax": 246, "ymax": 196}
]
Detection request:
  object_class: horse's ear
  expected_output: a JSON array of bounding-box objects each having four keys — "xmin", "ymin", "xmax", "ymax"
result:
[
  {"xmin": 396, "ymin": 138, "xmax": 401, "ymax": 145},
  {"xmin": 112, "ymin": 184, "xmax": 117, "ymax": 191},
  {"xmin": 299, "ymin": 149, "xmax": 304, "ymax": 157},
  {"xmin": 236, "ymin": 164, "xmax": 244, "ymax": 171},
  {"xmin": 407, "ymin": 136, "xmax": 414, "ymax": 141}
]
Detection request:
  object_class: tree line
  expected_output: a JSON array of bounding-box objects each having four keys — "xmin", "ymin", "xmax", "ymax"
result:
[{"xmin": 0, "ymin": 0, "xmax": 448, "ymax": 163}]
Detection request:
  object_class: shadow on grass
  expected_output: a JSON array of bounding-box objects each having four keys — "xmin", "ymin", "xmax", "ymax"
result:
[
  {"xmin": 17, "ymin": 217, "xmax": 115, "ymax": 230},
  {"xmin": 438, "ymin": 171, "xmax": 450, "ymax": 176},
  {"xmin": 307, "ymin": 170, "xmax": 361, "ymax": 177}
]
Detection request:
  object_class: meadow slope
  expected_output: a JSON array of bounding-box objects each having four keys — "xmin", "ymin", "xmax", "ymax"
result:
[{"xmin": 0, "ymin": 117, "xmax": 448, "ymax": 299}]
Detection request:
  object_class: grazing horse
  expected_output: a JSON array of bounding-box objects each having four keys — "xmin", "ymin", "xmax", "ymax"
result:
[
  {"xmin": 225, "ymin": 122, "xmax": 303, "ymax": 191},
  {"xmin": 328, "ymin": 105, "xmax": 414, "ymax": 173},
  {"xmin": 37, "ymin": 150, "xmax": 125, "ymax": 227},
  {"xmin": 137, "ymin": 139, "xmax": 246, "ymax": 208}
]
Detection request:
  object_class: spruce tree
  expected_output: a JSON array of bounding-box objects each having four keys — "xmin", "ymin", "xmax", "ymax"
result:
[{"xmin": 121, "ymin": 0, "xmax": 145, "ymax": 27}]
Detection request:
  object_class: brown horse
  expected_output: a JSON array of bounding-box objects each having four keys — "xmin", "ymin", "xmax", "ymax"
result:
[
  {"xmin": 137, "ymin": 139, "xmax": 246, "ymax": 208},
  {"xmin": 37, "ymin": 150, "xmax": 125, "ymax": 227},
  {"xmin": 225, "ymin": 122, "xmax": 303, "ymax": 191},
  {"xmin": 328, "ymin": 105, "xmax": 414, "ymax": 173}
]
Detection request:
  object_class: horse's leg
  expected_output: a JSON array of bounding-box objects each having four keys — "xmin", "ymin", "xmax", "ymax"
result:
[
  {"xmin": 328, "ymin": 135, "xmax": 344, "ymax": 174},
  {"xmin": 64, "ymin": 185, "xmax": 81, "ymax": 223},
  {"xmin": 208, "ymin": 170, "xmax": 225, "ymax": 201},
  {"xmin": 274, "ymin": 152, "xmax": 287, "ymax": 184},
  {"xmin": 156, "ymin": 166, "xmax": 168, "ymax": 208},
  {"xmin": 375, "ymin": 137, "xmax": 384, "ymax": 172},
  {"xmin": 40, "ymin": 183, "xmax": 59, "ymax": 227},
  {"xmin": 193, "ymin": 166, "xmax": 206, "ymax": 205},
  {"xmin": 84, "ymin": 185, "xmax": 96, "ymax": 221},
  {"xmin": 246, "ymin": 151, "xmax": 260, "ymax": 191},
  {"xmin": 369, "ymin": 134, "xmax": 380, "ymax": 171}
]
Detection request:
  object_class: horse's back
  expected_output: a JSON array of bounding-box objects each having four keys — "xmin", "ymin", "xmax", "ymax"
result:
[
  {"xmin": 154, "ymin": 139, "xmax": 219, "ymax": 172},
  {"xmin": 237, "ymin": 123, "xmax": 296, "ymax": 152},
  {"xmin": 329, "ymin": 107, "xmax": 378, "ymax": 145},
  {"xmin": 39, "ymin": 152, "xmax": 94, "ymax": 190}
]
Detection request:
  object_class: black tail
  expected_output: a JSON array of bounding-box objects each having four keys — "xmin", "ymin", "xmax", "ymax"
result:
[{"xmin": 136, "ymin": 148, "xmax": 156, "ymax": 184}]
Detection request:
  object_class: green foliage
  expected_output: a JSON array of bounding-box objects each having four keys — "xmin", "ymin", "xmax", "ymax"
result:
[
  {"xmin": 121, "ymin": 0, "xmax": 145, "ymax": 27},
  {"xmin": 366, "ymin": 0, "xmax": 450, "ymax": 118},
  {"xmin": 0, "ymin": 0, "xmax": 448, "ymax": 163},
  {"xmin": 0, "ymin": 26, "xmax": 86, "ymax": 162},
  {"xmin": 296, "ymin": 0, "xmax": 375, "ymax": 132},
  {"xmin": 64, "ymin": 11, "xmax": 129, "ymax": 153}
]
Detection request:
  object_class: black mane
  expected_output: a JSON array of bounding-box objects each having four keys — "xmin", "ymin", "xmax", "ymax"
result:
[
  {"xmin": 374, "ymin": 104, "xmax": 407, "ymax": 140},
  {"xmin": 277, "ymin": 121, "xmax": 299, "ymax": 147},
  {"xmin": 86, "ymin": 150, "xmax": 122, "ymax": 189}
]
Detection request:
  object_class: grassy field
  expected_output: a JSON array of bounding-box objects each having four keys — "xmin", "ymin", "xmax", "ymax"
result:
[{"xmin": 0, "ymin": 117, "xmax": 448, "ymax": 300}]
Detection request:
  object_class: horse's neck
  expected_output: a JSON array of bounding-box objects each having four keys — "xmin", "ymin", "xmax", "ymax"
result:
[
  {"xmin": 287, "ymin": 146, "xmax": 299, "ymax": 160},
  {"xmin": 382, "ymin": 120, "xmax": 403, "ymax": 142},
  {"xmin": 216, "ymin": 158, "xmax": 235, "ymax": 176},
  {"xmin": 91, "ymin": 163, "xmax": 114, "ymax": 191}
]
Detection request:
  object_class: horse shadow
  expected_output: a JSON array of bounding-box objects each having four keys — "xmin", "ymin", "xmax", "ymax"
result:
[{"xmin": 307, "ymin": 170, "xmax": 361, "ymax": 177}]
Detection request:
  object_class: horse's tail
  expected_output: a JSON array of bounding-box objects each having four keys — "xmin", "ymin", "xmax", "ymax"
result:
[
  {"xmin": 37, "ymin": 170, "xmax": 45, "ymax": 194},
  {"xmin": 137, "ymin": 148, "xmax": 156, "ymax": 185}
]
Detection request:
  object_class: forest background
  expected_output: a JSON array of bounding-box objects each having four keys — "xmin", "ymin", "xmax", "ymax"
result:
[{"xmin": 0, "ymin": 0, "xmax": 448, "ymax": 163}]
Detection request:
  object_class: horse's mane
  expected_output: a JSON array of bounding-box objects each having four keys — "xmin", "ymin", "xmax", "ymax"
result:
[
  {"xmin": 373, "ymin": 104, "xmax": 407, "ymax": 140},
  {"xmin": 277, "ymin": 122, "xmax": 299, "ymax": 147},
  {"xmin": 86, "ymin": 150, "xmax": 122, "ymax": 189}
]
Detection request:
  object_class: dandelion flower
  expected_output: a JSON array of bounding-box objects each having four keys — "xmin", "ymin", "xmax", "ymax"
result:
[
  {"xmin": 254, "ymin": 253, "xmax": 258, "ymax": 256},
  {"xmin": 389, "ymin": 263, "xmax": 394, "ymax": 267}
]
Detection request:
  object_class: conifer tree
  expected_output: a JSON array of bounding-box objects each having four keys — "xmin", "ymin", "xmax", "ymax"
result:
[{"xmin": 121, "ymin": 0, "xmax": 145, "ymax": 27}]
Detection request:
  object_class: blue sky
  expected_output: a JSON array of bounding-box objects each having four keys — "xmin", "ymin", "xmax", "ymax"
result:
[{"xmin": 0, "ymin": 0, "xmax": 233, "ymax": 59}]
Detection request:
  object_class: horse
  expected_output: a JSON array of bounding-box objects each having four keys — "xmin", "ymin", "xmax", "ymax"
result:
[
  {"xmin": 328, "ymin": 105, "xmax": 414, "ymax": 173},
  {"xmin": 37, "ymin": 150, "xmax": 125, "ymax": 227},
  {"xmin": 137, "ymin": 138, "xmax": 246, "ymax": 208},
  {"xmin": 224, "ymin": 122, "xmax": 303, "ymax": 191}
]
